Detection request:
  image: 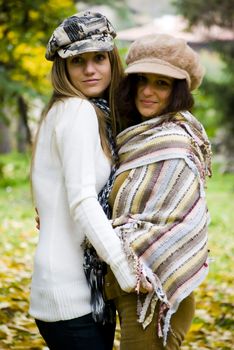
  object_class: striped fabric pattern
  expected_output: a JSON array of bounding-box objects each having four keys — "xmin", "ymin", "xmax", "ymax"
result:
[{"xmin": 111, "ymin": 111, "xmax": 212, "ymax": 344}]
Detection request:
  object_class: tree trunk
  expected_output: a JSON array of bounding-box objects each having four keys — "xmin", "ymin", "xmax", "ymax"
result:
[
  {"xmin": 17, "ymin": 95, "xmax": 32, "ymax": 153},
  {"xmin": 218, "ymin": 128, "xmax": 234, "ymax": 173},
  {"xmin": 0, "ymin": 118, "xmax": 11, "ymax": 154}
]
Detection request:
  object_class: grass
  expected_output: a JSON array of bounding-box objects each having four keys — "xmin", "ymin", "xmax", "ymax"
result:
[
  {"xmin": 0, "ymin": 153, "xmax": 233, "ymax": 349},
  {"xmin": 205, "ymin": 164, "xmax": 234, "ymax": 282}
]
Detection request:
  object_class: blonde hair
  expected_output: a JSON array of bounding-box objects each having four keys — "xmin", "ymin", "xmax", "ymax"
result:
[
  {"xmin": 30, "ymin": 46, "xmax": 124, "ymax": 201},
  {"xmin": 37, "ymin": 45, "xmax": 123, "ymax": 158}
]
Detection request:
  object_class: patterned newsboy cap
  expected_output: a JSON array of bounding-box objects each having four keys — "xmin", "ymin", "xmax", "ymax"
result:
[{"xmin": 46, "ymin": 11, "xmax": 116, "ymax": 61}]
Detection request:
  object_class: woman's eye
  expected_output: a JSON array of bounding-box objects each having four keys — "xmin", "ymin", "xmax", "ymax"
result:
[
  {"xmin": 157, "ymin": 80, "xmax": 169, "ymax": 86},
  {"xmin": 137, "ymin": 75, "xmax": 147, "ymax": 83},
  {"xmin": 94, "ymin": 54, "xmax": 106, "ymax": 62},
  {"xmin": 70, "ymin": 56, "xmax": 83, "ymax": 64}
]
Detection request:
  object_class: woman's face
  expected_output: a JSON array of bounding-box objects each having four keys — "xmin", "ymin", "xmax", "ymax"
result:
[
  {"xmin": 66, "ymin": 51, "xmax": 111, "ymax": 98},
  {"xmin": 135, "ymin": 73, "xmax": 174, "ymax": 119}
]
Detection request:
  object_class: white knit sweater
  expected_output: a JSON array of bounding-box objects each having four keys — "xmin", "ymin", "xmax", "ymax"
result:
[{"xmin": 30, "ymin": 97, "xmax": 136, "ymax": 321}]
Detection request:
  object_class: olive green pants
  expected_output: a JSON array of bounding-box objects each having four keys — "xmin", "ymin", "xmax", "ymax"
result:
[
  {"xmin": 104, "ymin": 270, "xmax": 195, "ymax": 350},
  {"xmin": 114, "ymin": 292, "xmax": 195, "ymax": 350}
]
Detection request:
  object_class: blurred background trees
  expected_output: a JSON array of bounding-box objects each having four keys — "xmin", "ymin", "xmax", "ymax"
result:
[
  {"xmin": 0, "ymin": 0, "xmax": 233, "ymax": 171},
  {"xmin": 0, "ymin": 0, "xmax": 76, "ymax": 153},
  {"xmin": 173, "ymin": 0, "xmax": 234, "ymax": 171},
  {"xmin": 0, "ymin": 1, "xmax": 233, "ymax": 349}
]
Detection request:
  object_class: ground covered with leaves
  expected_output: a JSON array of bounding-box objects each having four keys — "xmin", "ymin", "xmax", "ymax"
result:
[{"xmin": 0, "ymin": 153, "xmax": 233, "ymax": 349}]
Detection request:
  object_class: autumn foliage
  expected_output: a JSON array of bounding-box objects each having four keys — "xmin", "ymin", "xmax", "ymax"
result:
[{"xmin": 0, "ymin": 153, "xmax": 233, "ymax": 349}]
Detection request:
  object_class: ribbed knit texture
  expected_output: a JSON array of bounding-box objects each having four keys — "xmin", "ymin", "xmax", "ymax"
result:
[
  {"xmin": 111, "ymin": 111, "xmax": 212, "ymax": 345},
  {"xmin": 30, "ymin": 97, "xmax": 136, "ymax": 322}
]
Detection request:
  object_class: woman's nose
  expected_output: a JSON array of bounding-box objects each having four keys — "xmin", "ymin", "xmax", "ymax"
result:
[
  {"xmin": 84, "ymin": 61, "xmax": 95, "ymax": 74},
  {"xmin": 142, "ymin": 83, "xmax": 154, "ymax": 95}
]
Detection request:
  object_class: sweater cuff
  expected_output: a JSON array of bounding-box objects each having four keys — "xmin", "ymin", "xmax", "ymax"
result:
[{"xmin": 110, "ymin": 256, "xmax": 137, "ymax": 292}]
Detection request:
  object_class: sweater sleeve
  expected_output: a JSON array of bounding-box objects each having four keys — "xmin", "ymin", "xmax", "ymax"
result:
[{"xmin": 55, "ymin": 98, "xmax": 136, "ymax": 292}]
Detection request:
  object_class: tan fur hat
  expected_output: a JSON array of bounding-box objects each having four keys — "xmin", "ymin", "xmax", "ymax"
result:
[{"xmin": 125, "ymin": 33, "xmax": 205, "ymax": 90}]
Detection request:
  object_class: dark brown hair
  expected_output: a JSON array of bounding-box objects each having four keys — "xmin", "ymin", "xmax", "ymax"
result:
[{"xmin": 115, "ymin": 74, "xmax": 194, "ymax": 132}]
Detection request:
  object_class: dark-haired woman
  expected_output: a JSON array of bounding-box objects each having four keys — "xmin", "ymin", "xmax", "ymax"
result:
[{"xmin": 104, "ymin": 33, "xmax": 212, "ymax": 350}]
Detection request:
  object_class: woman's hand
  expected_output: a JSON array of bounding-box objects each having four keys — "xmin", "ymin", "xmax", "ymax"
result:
[
  {"xmin": 138, "ymin": 276, "xmax": 153, "ymax": 293},
  {"xmin": 35, "ymin": 208, "xmax": 40, "ymax": 230}
]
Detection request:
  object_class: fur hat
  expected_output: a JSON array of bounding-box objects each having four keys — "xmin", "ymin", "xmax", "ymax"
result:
[
  {"xmin": 46, "ymin": 11, "xmax": 116, "ymax": 61},
  {"xmin": 125, "ymin": 33, "xmax": 205, "ymax": 90}
]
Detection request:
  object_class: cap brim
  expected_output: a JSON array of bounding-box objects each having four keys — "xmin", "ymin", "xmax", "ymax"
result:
[
  {"xmin": 57, "ymin": 38, "xmax": 114, "ymax": 58},
  {"xmin": 125, "ymin": 61, "xmax": 188, "ymax": 81}
]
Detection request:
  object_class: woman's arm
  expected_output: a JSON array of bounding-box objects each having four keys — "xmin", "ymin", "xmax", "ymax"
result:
[{"xmin": 55, "ymin": 98, "xmax": 137, "ymax": 292}]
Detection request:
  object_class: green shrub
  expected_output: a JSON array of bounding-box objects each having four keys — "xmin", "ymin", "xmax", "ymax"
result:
[{"xmin": 0, "ymin": 152, "xmax": 31, "ymax": 187}]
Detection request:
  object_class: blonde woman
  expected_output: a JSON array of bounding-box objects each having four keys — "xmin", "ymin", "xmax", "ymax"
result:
[{"xmin": 30, "ymin": 11, "xmax": 143, "ymax": 350}]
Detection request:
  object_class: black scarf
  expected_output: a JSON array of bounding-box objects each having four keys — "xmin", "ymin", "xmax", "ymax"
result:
[{"xmin": 83, "ymin": 98, "xmax": 117, "ymax": 324}]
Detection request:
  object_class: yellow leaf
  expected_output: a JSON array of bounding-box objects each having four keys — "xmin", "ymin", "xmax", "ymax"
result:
[
  {"xmin": 28, "ymin": 10, "xmax": 39, "ymax": 20},
  {"xmin": 189, "ymin": 322, "xmax": 203, "ymax": 332}
]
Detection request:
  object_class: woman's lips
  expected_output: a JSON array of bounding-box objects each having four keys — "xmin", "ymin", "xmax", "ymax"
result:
[
  {"xmin": 83, "ymin": 79, "xmax": 100, "ymax": 85},
  {"xmin": 140, "ymin": 99, "xmax": 157, "ymax": 106}
]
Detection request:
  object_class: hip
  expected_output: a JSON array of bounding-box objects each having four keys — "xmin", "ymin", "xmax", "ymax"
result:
[
  {"xmin": 115, "ymin": 291, "xmax": 195, "ymax": 350},
  {"xmin": 35, "ymin": 313, "xmax": 115, "ymax": 350}
]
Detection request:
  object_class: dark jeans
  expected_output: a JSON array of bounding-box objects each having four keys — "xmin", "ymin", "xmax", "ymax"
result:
[{"xmin": 35, "ymin": 313, "xmax": 115, "ymax": 350}]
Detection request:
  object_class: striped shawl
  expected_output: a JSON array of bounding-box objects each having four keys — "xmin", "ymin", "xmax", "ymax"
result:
[{"xmin": 111, "ymin": 111, "xmax": 212, "ymax": 345}]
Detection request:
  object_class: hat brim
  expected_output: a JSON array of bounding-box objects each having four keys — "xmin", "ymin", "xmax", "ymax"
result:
[
  {"xmin": 57, "ymin": 38, "xmax": 114, "ymax": 59},
  {"xmin": 125, "ymin": 60, "xmax": 189, "ymax": 82}
]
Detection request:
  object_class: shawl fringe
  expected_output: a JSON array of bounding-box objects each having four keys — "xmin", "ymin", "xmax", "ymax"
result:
[{"xmin": 112, "ymin": 111, "xmax": 211, "ymax": 345}]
